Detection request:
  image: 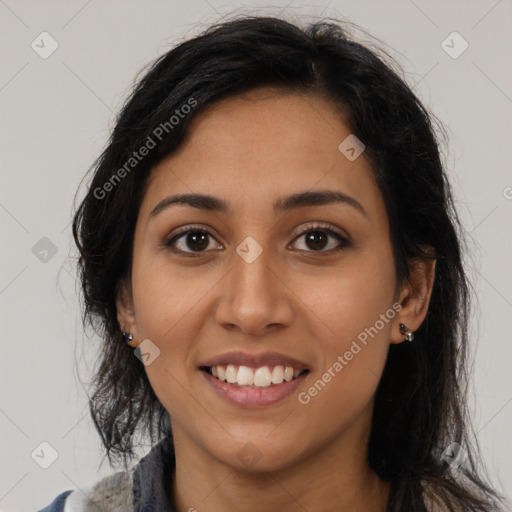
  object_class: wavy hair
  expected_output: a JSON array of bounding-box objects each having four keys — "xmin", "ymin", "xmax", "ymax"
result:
[{"xmin": 72, "ymin": 14, "xmax": 505, "ymax": 511}]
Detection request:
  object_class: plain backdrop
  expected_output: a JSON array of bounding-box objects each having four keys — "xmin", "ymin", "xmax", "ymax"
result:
[{"xmin": 0, "ymin": 1, "xmax": 511, "ymax": 510}]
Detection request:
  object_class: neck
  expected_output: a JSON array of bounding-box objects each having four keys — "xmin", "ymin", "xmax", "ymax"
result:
[{"xmin": 170, "ymin": 417, "xmax": 391, "ymax": 512}]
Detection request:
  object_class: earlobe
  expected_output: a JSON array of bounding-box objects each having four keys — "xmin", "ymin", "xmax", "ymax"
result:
[
  {"xmin": 399, "ymin": 323, "xmax": 415, "ymax": 342},
  {"xmin": 391, "ymin": 254, "xmax": 437, "ymax": 344}
]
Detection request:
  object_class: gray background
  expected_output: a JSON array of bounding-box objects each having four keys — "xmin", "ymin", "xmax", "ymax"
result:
[{"xmin": 0, "ymin": 1, "xmax": 511, "ymax": 510}]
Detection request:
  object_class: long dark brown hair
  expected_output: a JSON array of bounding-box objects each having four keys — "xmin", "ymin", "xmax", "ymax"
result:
[{"xmin": 72, "ymin": 14, "xmax": 506, "ymax": 511}]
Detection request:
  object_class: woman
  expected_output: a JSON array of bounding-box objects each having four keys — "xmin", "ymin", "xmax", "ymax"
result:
[{"xmin": 38, "ymin": 14, "xmax": 506, "ymax": 512}]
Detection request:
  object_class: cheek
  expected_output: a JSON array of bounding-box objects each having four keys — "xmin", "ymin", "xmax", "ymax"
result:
[
  {"xmin": 301, "ymin": 249, "xmax": 396, "ymax": 403},
  {"xmin": 130, "ymin": 262, "xmax": 200, "ymax": 424},
  {"xmin": 310, "ymin": 243, "xmax": 396, "ymax": 342},
  {"xmin": 129, "ymin": 255, "xmax": 207, "ymax": 395},
  {"xmin": 295, "ymin": 301, "xmax": 393, "ymax": 438},
  {"xmin": 130, "ymin": 250, "xmax": 216, "ymax": 340}
]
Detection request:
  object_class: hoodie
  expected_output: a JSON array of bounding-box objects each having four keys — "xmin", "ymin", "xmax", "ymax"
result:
[{"xmin": 36, "ymin": 435, "xmax": 177, "ymax": 512}]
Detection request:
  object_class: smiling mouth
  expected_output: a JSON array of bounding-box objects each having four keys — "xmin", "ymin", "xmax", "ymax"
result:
[{"xmin": 200, "ymin": 364, "xmax": 310, "ymax": 388}]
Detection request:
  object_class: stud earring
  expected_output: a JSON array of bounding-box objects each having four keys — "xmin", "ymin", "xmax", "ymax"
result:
[
  {"xmin": 122, "ymin": 332, "xmax": 133, "ymax": 343},
  {"xmin": 399, "ymin": 323, "xmax": 414, "ymax": 342}
]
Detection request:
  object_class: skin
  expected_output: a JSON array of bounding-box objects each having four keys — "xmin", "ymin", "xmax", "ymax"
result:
[{"xmin": 117, "ymin": 87, "xmax": 436, "ymax": 512}]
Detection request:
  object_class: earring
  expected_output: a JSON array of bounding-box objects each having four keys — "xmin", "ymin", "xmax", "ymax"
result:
[
  {"xmin": 122, "ymin": 332, "xmax": 133, "ymax": 343},
  {"xmin": 399, "ymin": 323, "xmax": 414, "ymax": 342}
]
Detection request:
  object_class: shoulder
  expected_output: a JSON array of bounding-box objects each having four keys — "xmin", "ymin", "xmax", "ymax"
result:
[
  {"xmin": 37, "ymin": 471, "xmax": 133, "ymax": 512},
  {"xmin": 37, "ymin": 490, "xmax": 73, "ymax": 512},
  {"xmin": 37, "ymin": 435, "xmax": 175, "ymax": 512}
]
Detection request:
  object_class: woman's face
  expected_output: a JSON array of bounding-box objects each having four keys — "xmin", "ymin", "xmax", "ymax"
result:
[{"xmin": 119, "ymin": 88, "xmax": 416, "ymax": 471}]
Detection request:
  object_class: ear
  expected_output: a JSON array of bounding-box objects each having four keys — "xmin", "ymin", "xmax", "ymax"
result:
[
  {"xmin": 116, "ymin": 278, "xmax": 138, "ymax": 347},
  {"xmin": 390, "ymin": 249, "xmax": 437, "ymax": 344}
]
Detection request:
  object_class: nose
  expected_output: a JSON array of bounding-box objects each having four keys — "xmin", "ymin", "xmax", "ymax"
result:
[{"xmin": 214, "ymin": 244, "xmax": 294, "ymax": 337}]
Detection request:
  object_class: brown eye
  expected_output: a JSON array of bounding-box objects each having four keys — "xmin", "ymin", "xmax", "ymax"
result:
[
  {"xmin": 290, "ymin": 225, "xmax": 350, "ymax": 253},
  {"xmin": 184, "ymin": 231, "xmax": 209, "ymax": 251},
  {"xmin": 304, "ymin": 231, "xmax": 329, "ymax": 251},
  {"xmin": 164, "ymin": 227, "xmax": 222, "ymax": 255}
]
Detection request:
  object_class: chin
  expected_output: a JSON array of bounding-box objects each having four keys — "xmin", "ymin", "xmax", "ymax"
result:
[{"xmin": 209, "ymin": 437, "xmax": 306, "ymax": 474}]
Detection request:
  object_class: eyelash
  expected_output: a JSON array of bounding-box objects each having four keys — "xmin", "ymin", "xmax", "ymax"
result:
[{"xmin": 162, "ymin": 223, "xmax": 351, "ymax": 257}]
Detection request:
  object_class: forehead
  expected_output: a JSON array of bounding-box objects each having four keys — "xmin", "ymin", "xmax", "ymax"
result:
[{"xmin": 140, "ymin": 88, "xmax": 383, "ymax": 221}]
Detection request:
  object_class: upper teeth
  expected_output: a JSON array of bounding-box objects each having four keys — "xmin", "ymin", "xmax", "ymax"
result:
[{"xmin": 210, "ymin": 365, "xmax": 303, "ymax": 387}]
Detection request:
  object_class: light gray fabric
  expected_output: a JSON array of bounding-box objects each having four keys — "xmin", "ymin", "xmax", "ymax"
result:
[
  {"xmin": 55, "ymin": 436, "xmax": 177, "ymax": 512},
  {"xmin": 63, "ymin": 471, "xmax": 134, "ymax": 512}
]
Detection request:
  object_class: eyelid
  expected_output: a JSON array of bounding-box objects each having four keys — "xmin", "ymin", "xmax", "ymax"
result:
[
  {"xmin": 166, "ymin": 223, "xmax": 217, "ymax": 240},
  {"xmin": 288, "ymin": 221, "xmax": 348, "ymax": 243}
]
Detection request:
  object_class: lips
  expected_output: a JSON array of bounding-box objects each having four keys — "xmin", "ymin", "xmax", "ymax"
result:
[{"xmin": 198, "ymin": 350, "xmax": 311, "ymax": 407}]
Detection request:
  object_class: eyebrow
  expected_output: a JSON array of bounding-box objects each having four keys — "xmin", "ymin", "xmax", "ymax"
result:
[{"xmin": 149, "ymin": 189, "xmax": 368, "ymax": 219}]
